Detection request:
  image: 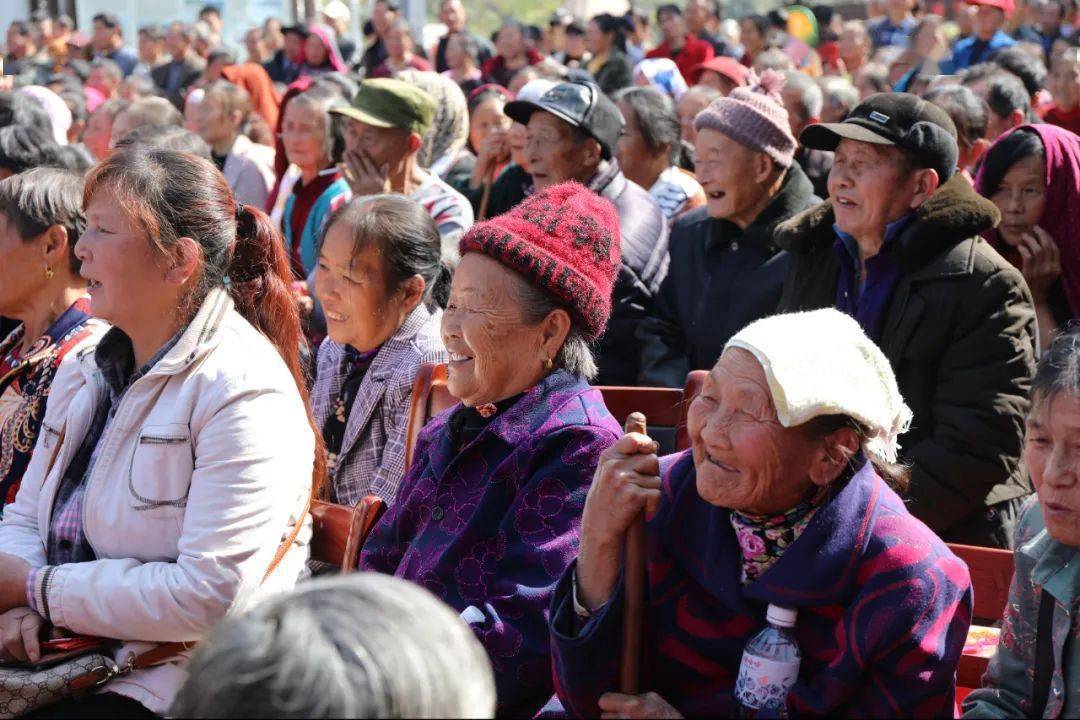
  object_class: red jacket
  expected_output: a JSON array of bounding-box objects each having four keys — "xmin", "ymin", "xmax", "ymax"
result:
[{"xmin": 646, "ymin": 34, "xmax": 715, "ymax": 84}]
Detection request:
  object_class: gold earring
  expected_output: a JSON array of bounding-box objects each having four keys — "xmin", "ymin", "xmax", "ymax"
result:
[
  {"xmin": 44, "ymin": 265, "xmax": 54, "ymax": 280},
  {"xmin": 544, "ymin": 357, "xmax": 554, "ymax": 370}
]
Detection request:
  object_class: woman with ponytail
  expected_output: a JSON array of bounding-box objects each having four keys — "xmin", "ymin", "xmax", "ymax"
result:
[
  {"xmin": 0, "ymin": 148, "xmax": 320, "ymax": 717},
  {"xmin": 312, "ymin": 195, "xmax": 448, "ymax": 508}
]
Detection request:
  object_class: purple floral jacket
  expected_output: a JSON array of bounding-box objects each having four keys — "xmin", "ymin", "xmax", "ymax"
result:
[
  {"xmin": 359, "ymin": 369, "xmax": 620, "ymax": 717},
  {"xmin": 550, "ymin": 452, "xmax": 974, "ymax": 718}
]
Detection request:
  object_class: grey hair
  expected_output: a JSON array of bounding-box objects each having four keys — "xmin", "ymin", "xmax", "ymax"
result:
[
  {"xmin": 818, "ymin": 76, "xmax": 859, "ymax": 118},
  {"xmin": 512, "ymin": 276, "xmax": 598, "ymax": 381},
  {"xmin": 782, "ymin": 70, "xmax": 823, "ymax": 122},
  {"xmin": 170, "ymin": 574, "xmax": 496, "ymax": 719},
  {"xmin": 613, "ymin": 86, "xmax": 681, "ymax": 164},
  {"xmin": 286, "ymin": 89, "xmax": 347, "ymax": 164}
]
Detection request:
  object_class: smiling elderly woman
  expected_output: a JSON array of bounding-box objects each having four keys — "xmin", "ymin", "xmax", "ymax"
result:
[
  {"xmin": 359, "ymin": 182, "xmax": 623, "ymax": 717},
  {"xmin": 551, "ymin": 309, "xmax": 973, "ymax": 718}
]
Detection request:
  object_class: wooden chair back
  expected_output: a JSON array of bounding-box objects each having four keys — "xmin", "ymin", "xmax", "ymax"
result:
[
  {"xmin": 309, "ymin": 495, "xmax": 386, "ymax": 572},
  {"xmin": 404, "ymin": 362, "xmax": 457, "ymax": 470},
  {"xmin": 949, "ymin": 542, "xmax": 1014, "ymax": 625},
  {"xmin": 598, "ymin": 385, "xmax": 684, "ymax": 454}
]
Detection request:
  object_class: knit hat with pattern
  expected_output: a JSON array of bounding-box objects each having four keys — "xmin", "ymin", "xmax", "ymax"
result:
[
  {"xmin": 458, "ymin": 182, "xmax": 621, "ymax": 341},
  {"xmin": 693, "ymin": 69, "xmax": 797, "ymax": 168}
]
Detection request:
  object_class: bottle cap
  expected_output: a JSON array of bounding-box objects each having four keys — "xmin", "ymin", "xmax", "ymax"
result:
[{"xmin": 766, "ymin": 604, "xmax": 797, "ymax": 628}]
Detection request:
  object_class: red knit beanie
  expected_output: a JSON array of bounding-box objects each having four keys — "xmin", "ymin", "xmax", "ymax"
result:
[{"xmin": 458, "ymin": 182, "xmax": 621, "ymax": 341}]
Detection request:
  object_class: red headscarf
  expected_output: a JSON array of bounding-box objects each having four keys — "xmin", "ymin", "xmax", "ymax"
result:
[
  {"xmin": 975, "ymin": 123, "xmax": 1080, "ymax": 316},
  {"xmin": 302, "ymin": 24, "xmax": 349, "ymax": 75},
  {"xmin": 222, "ymin": 62, "xmax": 282, "ymax": 130}
]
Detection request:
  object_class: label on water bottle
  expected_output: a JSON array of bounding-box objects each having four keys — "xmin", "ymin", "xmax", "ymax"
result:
[{"xmin": 735, "ymin": 651, "xmax": 799, "ymax": 710}]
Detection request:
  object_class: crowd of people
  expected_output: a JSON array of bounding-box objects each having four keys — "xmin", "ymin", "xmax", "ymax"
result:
[{"xmin": 0, "ymin": 0, "xmax": 1077, "ymax": 717}]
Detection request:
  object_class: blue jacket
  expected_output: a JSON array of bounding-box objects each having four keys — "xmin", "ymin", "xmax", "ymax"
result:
[
  {"xmin": 941, "ymin": 30, "xmax": 1016, "ymax": 73},
  {"xmin": 359, "ymin": 369, "xmax": 620, "ymax": 717}
]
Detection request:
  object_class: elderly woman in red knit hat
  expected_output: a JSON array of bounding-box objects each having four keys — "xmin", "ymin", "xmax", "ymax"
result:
[{"xmin": 359, "ymin": 182, "xmax": 623, "ymax": 717}]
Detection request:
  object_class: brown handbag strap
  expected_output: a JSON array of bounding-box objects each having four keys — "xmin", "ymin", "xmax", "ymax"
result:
[{"xmin": 69, "ymin": 490, "xmax": 313, "ymax": 693}]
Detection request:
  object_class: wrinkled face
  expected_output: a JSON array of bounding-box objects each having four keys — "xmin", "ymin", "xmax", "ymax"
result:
[
  {"xmin": 1026, "ymin": 392, "xmax": 1080, "ymax": 546},
  {"xmin": 698, "ymin": 70, "xmax": 737, "ymax": 96},
  {"xmin": 829, "ymin": 139, "xmax": 921, "ymax": 241},
  {"xmin": 526, "ymin": 111, "xmax": 596, "ymax": 190},
  {"xmin": 615, "ymin": 101, "xmax": 660, "ymax": 184},
  {"xmin": 282, "ymin": 101, "xmax": 329, "ymax": 172},
  {"xmin": 659, "ymin": 9, "xmax": 687, "ymax": 42},
  {"xmin": 440, "ymin": 0, "xmax": 465, "ymax": 32},
  {"xmin": 83, "ymin": 108, "xmax": 114, "ymax": 161},
  {"xmin": 315, "ymin": 220, "xmax": 406, "ymax": 352},
  {"xmin": 741, "ymin": 18, "xmax": 764, "ymax": 54},
  {"xmin": 678, "ymin": 90, "xmax": 712, "ymax": 143},
  {"xmin": 196, "ymin": 92, "xmax": 236, "ymax": 146},
  {"xmin": 695, "ymin": 128, "xmax": 770, "ymax": 222},
  {"xmin": 77, "ymin": 188, "xmax": 173, "ymax": 330},
  {"xmin": 688, "ymin": 349, "xmax": 818, "ymax": 515},
  {"xmin": 442, "ymin": 253, "xmax": 548, "ymax": 407},
  {"xmin": 973, "ymin": 6, "xmax": 1005, "ymax": 40},
  {"xmin": 305, "ymin": 34, "xmax": 329, "ymax": 66},
  {"xmin": 496, "ymin": 24, "xmax": 524, "ymax": 58},
  {"xmin": 1048, "ymin": 59, "xmax": 1080, "ymax": 109},
  {"xmin": 990, "ymin": 153, "xmax": 1046, "ymax": 247},
  {"xmin": 469, "ymin": 97, "xmax": 510, "ymax": 152},
  {"xmin": 343, "ymin": 119, "xmax": 412, "ymax": 167},
  {"xmin": 0, "ymin": 213, "xmax": 48, "ymax": 317}
]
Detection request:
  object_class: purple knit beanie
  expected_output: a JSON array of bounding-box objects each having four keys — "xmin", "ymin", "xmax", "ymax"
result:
[{"xmin": 693, "ymin": 69, "xmax": 797, "ymax": 168}]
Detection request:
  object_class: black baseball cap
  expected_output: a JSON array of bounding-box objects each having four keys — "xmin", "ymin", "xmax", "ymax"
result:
[
  {"xmin": 282, "ymin": 23, "xmax": 309, "ymax": 37},
  {"xmin": 801, "ymin": 92, "xmax": 959, "ymax": 182},
  {"xmin": 505, "ymin": 81, "xmax": 624, "ymax": 161}
]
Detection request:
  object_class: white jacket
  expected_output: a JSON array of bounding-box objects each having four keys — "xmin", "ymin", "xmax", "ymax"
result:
[
  {"xmin": 0, "ymin": 288, "xmax": 314, "ymax": 714},
  {"xmin": 222, "ymin": 135, "xmax": 275, "ymax": 209}
]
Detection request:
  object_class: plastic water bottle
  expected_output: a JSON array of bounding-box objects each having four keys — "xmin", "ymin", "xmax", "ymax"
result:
[{"xmin": 735, "ymin": 604, "xmax": 801, "ymax": 718}]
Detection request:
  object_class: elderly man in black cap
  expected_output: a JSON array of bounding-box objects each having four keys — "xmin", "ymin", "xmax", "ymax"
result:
[
  {"xmin": 776, "ymin": 92, "xmax": 1037, "ymax": 548},
  {"xmin": 505, "ymin": 80, "xmax": 668, "ymax": 386}
]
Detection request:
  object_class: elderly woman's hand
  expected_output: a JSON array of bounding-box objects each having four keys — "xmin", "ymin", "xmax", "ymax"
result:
[
  {"xmin": 577, "ymin": 431, "xmax": 660, "ymax": 612},
  {"xmin": 598, "ymin": 692, "xmax": 683, "ymax": 719},
  {"xmin": 0, "ymin": 607, "xmax": 44, "ymax": 664},
  {"xmin": 1017, "ymin": 226, "xmax": 1061, "ymax": 301},
  {"xmin": 0, "ymin": 554, "xmax": 31, "ymax": 614}
]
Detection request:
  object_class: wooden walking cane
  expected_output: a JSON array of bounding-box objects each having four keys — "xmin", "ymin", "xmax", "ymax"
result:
[
  {"xmin": 619, "ymin": 412, "xmax": 648, "ymax": 694},
  {"xmin": 477, "ymin": 165, "xmax": 496, "ymax": 221}
]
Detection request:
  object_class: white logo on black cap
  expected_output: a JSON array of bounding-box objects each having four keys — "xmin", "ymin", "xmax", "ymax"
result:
[{"xmin": 868, "ymin": 111, "xmax": 891, "ymax": 125}]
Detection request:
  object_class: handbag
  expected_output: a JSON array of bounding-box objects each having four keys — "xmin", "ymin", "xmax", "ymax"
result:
[{"xmin": 0, "ymin": 492, "xmax": 311, "ymax": 719}]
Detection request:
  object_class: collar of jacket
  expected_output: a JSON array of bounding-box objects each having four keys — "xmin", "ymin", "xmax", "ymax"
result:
[
  {"xmin": 587, "ymin": 159, "xmax": 625, "ymax": 197},
  {"xmin": 775, "ymin": 174, "xmax": 1000, "ymax": 275},
  {"xmin": 657, "ymin": 451, "xmax": 888, "ymax": 612},
  {"xmin": 77, "ymin": 286, "xmax": 233, "ymax": 380},
  {"xmin": 708, "ymin": 164, "xmax": 815, "ymax": 253},
  {"xmin": 430, "ymin": 368, "xmax": 596, "ymax": 450},
  {"xmin": 336, "ymin": 303, "xmax": 438, "ymax": 384},
  {"xmin": 1019, "ymin": 504, "xmax": 1080, "ymax": 608}
]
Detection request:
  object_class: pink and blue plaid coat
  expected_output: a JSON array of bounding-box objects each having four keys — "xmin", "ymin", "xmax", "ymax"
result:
[
  {"xmin": 550, "ymin": 452, "xmax": 974, "ymax": 718},
  {"xmin": 360, "ymin": 369, "xmax": 621, "ymax": 717}
]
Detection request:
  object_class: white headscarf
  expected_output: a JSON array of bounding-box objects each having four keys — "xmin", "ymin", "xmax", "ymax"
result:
[
  {"xmin": 724, "ymin": 309, "xmax": 913, "ymax": 464},
  {"xmin": 18, "ymin": 86, "xmax": 72, "ymax": 146}
]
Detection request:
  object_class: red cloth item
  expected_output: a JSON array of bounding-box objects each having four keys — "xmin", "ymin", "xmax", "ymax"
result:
[
  {"xmin": 965, "ymin": 0, "xmax": 1016, "ymax": 16},
  {"xmin": 647, "ymin": 35, "xmax": 715, "ymax": 85},
  {"xmin": 693, "ymin": 56, "xmax": 749, "ymax": 87},
  {"xmin": 221, "ymin": 62, "xmax": 282, "ymax": 130},
  {"xmin": 975, "ymin": 123, "xmax": 1080, "ymax": 316},
  {"xmin": 1042, "ymin": 103, "xmax": 1080, "ymax": 137},
  {"xmin": 458, "ymin": 182, "xmax": 621, "ymax": 341},
  {"xmin": 481, "ymin": 48, "xmax": 543, "ymax": 87}
]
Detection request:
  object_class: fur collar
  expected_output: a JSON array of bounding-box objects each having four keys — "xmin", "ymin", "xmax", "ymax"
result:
[{"xmin": 775, "ymin": 175, "xmax": 1001, "ymax": 270}]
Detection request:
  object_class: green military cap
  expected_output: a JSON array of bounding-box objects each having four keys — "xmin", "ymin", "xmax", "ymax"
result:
[{"xmin": 330, "ymin": 78, "xmax": 437, "ymax": 136}]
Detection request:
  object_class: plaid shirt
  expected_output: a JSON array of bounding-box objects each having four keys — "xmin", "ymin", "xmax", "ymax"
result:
[
  {"xmin": 311, "ymin": 304, "xmax": 446, "ymax": 507},
  {"xmin": 27, "ymin": 328, "xmax": 183, "ymax": 617}
]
